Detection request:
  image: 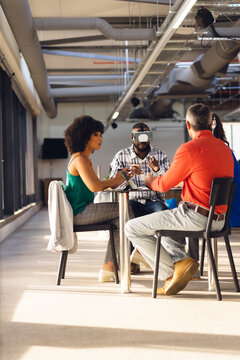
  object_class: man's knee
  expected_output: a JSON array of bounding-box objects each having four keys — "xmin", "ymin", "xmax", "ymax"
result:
[{"xmin": 125, "ymin": 218, "xmax": 136, "ymax": 237}]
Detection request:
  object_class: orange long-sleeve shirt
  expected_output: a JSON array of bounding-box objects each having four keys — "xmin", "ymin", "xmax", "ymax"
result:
[{"xmin": 150, "ymin": 130, "xmax": 234, "ymax": 214}]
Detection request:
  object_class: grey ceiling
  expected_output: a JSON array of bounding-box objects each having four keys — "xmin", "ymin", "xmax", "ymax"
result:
[{"xmin": 1, "ymin": 0, "xmax": 239, "ymax": 124}]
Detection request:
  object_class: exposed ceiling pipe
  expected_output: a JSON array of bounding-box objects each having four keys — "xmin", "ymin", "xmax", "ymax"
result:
[
  {"xmin": 0, "ymin": 7, "xmax": 41, "ymax": 115},
  {"xmin": 48, "ymin": 75, "xmax": 131, "ymax": 81},
  {"xmin": 106, "ymin": 0, "xmax": 198, "ymax": 127},
  {"xmin": 204, "ymin": 27, "xmax": 240, "ymax": 39},
  {"xmin": 34, "ymin": 17, "xmax": 158, "ymax": 41},
  {"xmin": 50, "ymin": 81, "xmax": 113, "ymax": 87},
  {"xmin": 0, "ymin": 0, "xmax": 57, "ymax": 118},
  {"xmin": 156, "ymin": 40, "xmax": 240, "ymax": 94},
  {"xmin": 42, "ymin": 49, "xmax": 142, "ymax": 63},
  {"xmin": 52, "ymin": 86, "xmax": 124, "ymax": 98}
]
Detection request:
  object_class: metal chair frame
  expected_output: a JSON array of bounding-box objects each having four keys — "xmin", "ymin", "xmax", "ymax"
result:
[
  {"xmin": 57, "ymin": 223, "xmax": 119, "ymax": 285},
  {"xmin": 153, "ymin": 177, "xmax": 239, "ymax": 300}
]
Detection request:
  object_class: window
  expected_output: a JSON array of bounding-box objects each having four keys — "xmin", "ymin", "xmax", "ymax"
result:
[
  {"xmin": 223, "ymin": 123, "xmax": 240, "ymax": 161},
  {"xmin": 0, "ymin": 67, "xmax": 36, "ymax": 219}
]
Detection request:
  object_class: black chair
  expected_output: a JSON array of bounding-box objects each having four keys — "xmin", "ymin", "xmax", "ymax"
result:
[
  {"xmin": 57, "ymin": 223, "xmax": 119, "ymax": 285},
  {"xmin": 153, "ymin": 177, "xmax": 239, "ymax": 301}
]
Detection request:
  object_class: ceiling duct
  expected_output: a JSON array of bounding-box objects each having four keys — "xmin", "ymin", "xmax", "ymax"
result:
[
  {"xmin": 34, "ymin": 17, "xmax": 158, "ymax": 41},
  {"xmin": 129, "ymin": 98, "xmax": 174, "ymax": 120},
  {"xmin": 204, "ymin": 27, "xmax": 240, "ymax": 39},
  {"xmin": 52, "ymin": 86, "xmax": 124, "ymax": 98},
  {"xmin": 156, "ymin": 40, "xmax": 240, "ymax": 95},
  {"xmin": 0, "ymin": 0, "xmax": 57, "ymax": 118}
]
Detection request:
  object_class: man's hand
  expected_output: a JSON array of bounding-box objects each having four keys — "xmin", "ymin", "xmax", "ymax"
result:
[
  {"xmin": 144, "ymin": 173, "xmax": 155, "ymax": 188},
  {"xmin": 130, "ymin": 164, "xmax": 143, "ymax": 175},
  {"xmin": 119, "ymin": 167, "xmax": 134, "ymax": 179},
  {"xmin": 148, "ymin": 156, "xmax": 159, "ymax": 172}
]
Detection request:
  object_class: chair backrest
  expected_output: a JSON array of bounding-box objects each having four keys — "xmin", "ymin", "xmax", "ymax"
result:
[
  {"xmin": 209, "ymin": 177, "xmax": 233, "ymax": 207},
  {"xmin": 206, "ymin": 177, "xmax": 235, "ymax": 235},
  {"xmin": 223, "ymin": 181, "xmax": 236, "ymax": 228}
]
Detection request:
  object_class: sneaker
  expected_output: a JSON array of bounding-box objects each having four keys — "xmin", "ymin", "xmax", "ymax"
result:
[
  {"xmin": 130, "ymin": 248, "xmax": 151, "ymax": 269},
  {"xmin": 98, "ymin": 269, "xmax": 115, "ymax": 282},
  {"xmin": 98, "ymin": 269, "xmax": 120, "ymax": 282}
]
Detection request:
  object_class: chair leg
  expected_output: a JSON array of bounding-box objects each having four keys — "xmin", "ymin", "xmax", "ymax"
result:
[
  {"xmin": 200, "ymin": 238, "xmax": 205, "ymax": 276},
  {"xmin": 57, "ymin": 251, "xmax": 68, "ymax": 285},
  {"xmin": 109, "ymin": 227, "xmax": 119, "ymax": 284},
  {"xmin": 187, "ymin": 237, "xmax": 200, "ymax": 261},
  {"xmin": 224, "ymin": 236, "xmax": 240, "ymax": 292},
  {"xmin": 206, "ymin": 237, "xmax": 222, "ymax": 300},
  {"xmin": 62, "ymin": 251, "xmax": 68, "ymax": 279},
  {"xmin": 152, "ymin": 234, "xmax": 161, "ymax": 298}
]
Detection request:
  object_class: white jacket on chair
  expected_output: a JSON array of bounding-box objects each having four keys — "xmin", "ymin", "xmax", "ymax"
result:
[{"xmin": 47, "ymin": 180, "xmax": 77, "ymax": 253}]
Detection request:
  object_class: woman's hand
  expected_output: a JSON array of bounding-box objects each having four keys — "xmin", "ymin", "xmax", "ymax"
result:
[{"xmin": 114, "ymin": 168, "xmax": 129, "ymax": 186}]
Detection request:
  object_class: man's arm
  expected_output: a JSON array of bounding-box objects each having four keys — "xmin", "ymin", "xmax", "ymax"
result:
[
  {"xmin": 156, "ymin": 151, "xmax": 170, "ymax": 174},
  {"xmin": 148, "ymin": 150, "xmax": 170, "ymax": 174},
  {"xmin": 149, "ymin": 145, "xmax": 192, "ymax": 192},
  {"xmin": 109, "ymin": 154, "xmax": 122, "ymax": 178}
]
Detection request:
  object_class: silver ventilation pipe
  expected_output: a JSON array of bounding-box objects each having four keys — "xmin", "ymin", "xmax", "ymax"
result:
[
  {"xmin": 0, "ymin": 0, "xmax": 57, "ymax": 118},
  {"xmin": 42, "ymin": 49, "xmax": 142, "ymax": 63},
  {"xmin": 48, "ymin": 75, "xmax": 131, "ymax": 81},
  {"xmin": 34, "ymin": 17, "xmax": 158, "ymax": 41},
  {"xmin": 204, "ymin": 27, "xmax": 240, "ymax": 39},
  {"xmin": 185, "ymin": 40, "xmax": 240, "ymax": 88},
  {"xmin": 157, "ymin": 40, "xmax": 240, "ymax": 94},
  {"xmin": 52, "ymin": 86, "xmax": 124, "ymax": 98}
]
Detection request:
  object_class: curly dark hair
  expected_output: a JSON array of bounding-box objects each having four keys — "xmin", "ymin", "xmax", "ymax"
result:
[
  {"xmin": 64, "ymin": 115, "xmax": 104, "ymax": 154},
  {"xmin": 212, "ymin": 113, "xmax": 229, "ymax": 146}
]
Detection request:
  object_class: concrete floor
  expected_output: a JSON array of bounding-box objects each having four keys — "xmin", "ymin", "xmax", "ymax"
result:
[{"xmin": 0, "ymin": 209, "xmax": 240, "ymax": 360}]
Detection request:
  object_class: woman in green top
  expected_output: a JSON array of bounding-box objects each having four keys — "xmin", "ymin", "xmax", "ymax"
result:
[{"xmin": 64, "ymin": 115, "xmax": 133, "ymax": 282}]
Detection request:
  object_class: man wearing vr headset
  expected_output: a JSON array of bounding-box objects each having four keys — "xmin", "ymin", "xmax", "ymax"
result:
[{"xmin": 110, "ymin": 122, "xmax": 170, "ymax": 274}]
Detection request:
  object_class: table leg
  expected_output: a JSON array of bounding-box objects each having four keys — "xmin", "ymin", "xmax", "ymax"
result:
[
  {"xmin": 208, "ymin": 237, "xmax": 218, "ymax": 291},
  {"xmin": 119, "ymin": 192, "xmax": 131, "ymax": 293}
]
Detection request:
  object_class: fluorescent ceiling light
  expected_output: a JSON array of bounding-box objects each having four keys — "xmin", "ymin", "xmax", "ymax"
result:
[
  {"xmin": 107, "ymin": 0, "xmax": 198, "ymax": 127},
  {"xmin": 172, "ymin": 0, "xmax": 197, "ymax": 29},
  {"xmin": 112, "ymin": 111, "xmax": 119, "ymax": 120}
]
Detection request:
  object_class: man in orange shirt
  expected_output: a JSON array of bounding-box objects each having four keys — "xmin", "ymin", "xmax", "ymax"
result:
[{"xmin": 125, "ymin": 103, "xmax": 234, "ymax": 296}]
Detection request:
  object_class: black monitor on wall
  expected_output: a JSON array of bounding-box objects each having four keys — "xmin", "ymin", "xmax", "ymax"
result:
[{"xmin": 42, "ymin": 138, "xmax": 68, "ymax": 159}]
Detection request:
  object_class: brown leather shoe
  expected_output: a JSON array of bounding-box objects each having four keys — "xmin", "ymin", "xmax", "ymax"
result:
[
  {"xmin": 157, "ymin": 275, "xmax": 173, "ymax": 295},
  {"xmin": 165, "ymin": 257, "xmax": 199, "ymax": 295},
  {"xmin": 130, "ymin": 262, "xmax": 140, "ymax": 275}
]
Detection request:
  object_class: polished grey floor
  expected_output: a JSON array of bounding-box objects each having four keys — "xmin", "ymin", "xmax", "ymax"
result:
[{"xmin": 0, "ymin": 209, "xmax": 240, "ymax": 360}]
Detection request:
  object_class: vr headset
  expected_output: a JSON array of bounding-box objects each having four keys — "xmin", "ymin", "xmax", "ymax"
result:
[{"xmin": 133, "ymin": 131, "xmax": 153, "ymax": 143}]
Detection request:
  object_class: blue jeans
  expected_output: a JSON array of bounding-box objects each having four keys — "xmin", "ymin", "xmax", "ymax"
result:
[
  {"xmin": 130, "ymin": 199, "xmax": 167, "ymax": 218},
  {"xmin": 129, "ymin": 199, "xmax": 167, "ymax": 252}
]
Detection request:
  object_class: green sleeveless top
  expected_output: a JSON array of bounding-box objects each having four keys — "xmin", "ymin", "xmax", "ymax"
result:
[{"xmin": 64, "ymin": 170, "xmax": 94, "ymax": 216}]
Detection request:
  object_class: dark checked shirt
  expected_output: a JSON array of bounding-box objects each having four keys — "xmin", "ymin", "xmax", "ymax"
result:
[{"xmin": 110, "ymin": 145, "xmax": 170, "ymax": 203}]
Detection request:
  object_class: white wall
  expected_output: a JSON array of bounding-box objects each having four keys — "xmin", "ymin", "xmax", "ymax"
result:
[
  {"xmin": 37, "ymin": 102, "xmax": 186, "ymax": 182},
  {"xmin": 37, "ymin": 101, "xmax": 116, "ymax": 181}
]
